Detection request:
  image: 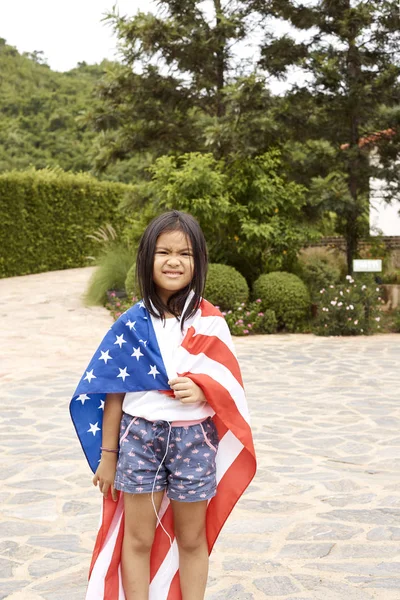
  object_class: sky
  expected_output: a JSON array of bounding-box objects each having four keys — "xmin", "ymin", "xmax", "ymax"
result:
[
  {"xmin": 0, "ymin": 0, "xmax": 302, "ymax": 93},
  {"xmin": 0, "ymin": 0, "xmax": 156, "ymax": 72}
]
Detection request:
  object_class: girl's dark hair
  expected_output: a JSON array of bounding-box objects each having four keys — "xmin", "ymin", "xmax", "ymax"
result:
[{"xmin": 135, "ymin": 210, "xmax": 208, "ymax": 327}]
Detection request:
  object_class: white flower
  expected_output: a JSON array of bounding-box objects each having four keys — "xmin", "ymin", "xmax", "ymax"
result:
[
  {"xmin": 331, "ymin": 300, "xmax": 337, "ymax": 306},
  {"xmin": 362, "ymin": 285, "xmax": 366, "ymax": 290},
  {"xmin": 354, "ymin": 320, "xmax": 358, "ymax": 325},
  {"xmin": 376, "ymin": 288, "xmax": 380, "ymax": 292},
  {"xmin": 346, "ymin": 289, "xmax": 350, "ymax": 293},
  {"xmin": 320, "ymin": 289, "xmax": 325, "ymax": 294},
  {"xmin": 349, "ymin": 305, "xmax": 354, "ymax": 310},
  {"xmin": 329, "ymin": 285, "xmax": 334, "ymax": 289},
  {"xmin": 346, "ymin": 306, "xmax": 349, "ymax": 310},
  {"xmin": 346, "ymin": 275, "xmax": 352, "ymax": 280},
  {"xmin": 340, "ymin": 291, "xmax": 343, "ymax": 296},
  {"xmin": 348, "ymin": 318, "xmax": 352, "ymax": 321},
  {"xmin": 375, "ymin": 317, "xmax": 381, "ymax": 322},
  {"xmin": 338, "ymin": 302, "xmax": 343, "ymax": 307}
]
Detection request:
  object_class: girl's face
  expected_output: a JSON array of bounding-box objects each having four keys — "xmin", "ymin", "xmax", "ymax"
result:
[{"xmin": 153, "ymin": 230, "xmax": 194, "ymax": 304}]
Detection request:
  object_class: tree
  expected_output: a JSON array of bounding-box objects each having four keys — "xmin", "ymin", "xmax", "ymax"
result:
[
  {"xmin": 254, "ymin": 0, "xmax": 400, "ymax": 272},
  {"xmin": 122, "ymin": 151, "xmax": 317, "ymax": 282},
  {"xmin": 88, "ymin": 1, "xmax": 278, "ymax": 174}
]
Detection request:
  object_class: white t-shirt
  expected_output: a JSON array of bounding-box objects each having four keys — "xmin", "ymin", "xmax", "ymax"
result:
[{"xmin": 122, "ymin": 313, "xmax": 214, "ymax": 422}]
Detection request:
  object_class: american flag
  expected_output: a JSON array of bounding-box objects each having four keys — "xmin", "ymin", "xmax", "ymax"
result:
[{"xmin": 70, "ymin": 298, "xmax": 256, "ymax": 600}]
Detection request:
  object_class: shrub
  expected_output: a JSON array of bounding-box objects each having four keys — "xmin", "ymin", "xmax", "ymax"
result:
[
  {"xmin": 297, "ymin": 247, "xmax": 344, "ymax": 302},
  {"xmin": 0, "ymin": 168, "xmax": 131, "ymax": 278},
  {"xmin": 223, "ymin": 300, "xmax": 277, "ymax": 336},
  {"xmin": 393, "ymin": 309, "xmax": 400, "ymax": 333},
  {"xmin": 252, "ymin": 271, "xmax": 311, "ymax": 332},
  {"xmin": 381, "ymin": 270, "xmax": 400, "ymax": 284},
  {"xmin": 85, "ymin": 245, "xmax": 134, "ymax": 306},
  {"xmin": 106, "ymin": 292, "xmax": 139, "ymax": 321},
  {"xmin": 313, "ymin": 274, "xmax": 383, "ymax": 336},
  {"xmin": 125, "ymin": 262, "xmax": 140, "ymax": 298},
  {"xmin": 259, "ymin": 309, "xmax": 278, "ymax": 334},
  {"xmin": 204, "ymin": 263, "xmax": 249, "ymax": 311}
]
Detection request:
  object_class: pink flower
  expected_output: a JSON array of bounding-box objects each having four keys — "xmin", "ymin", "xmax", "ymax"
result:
[
  {"xmin": 256, "ymin": 299, "xmax": 262, "ymax": 303},
  {"xmin": 116, "ymin": 302, "xmax": 121, "ymax": 307},
  {"xmin": 247, "ymin": 324, "xmax": 252, "ymax": 328},
  {"xmin": 246, "ymin": 311, "xmax": 251, "ymax": 316},
  {"xmin": 111, "ymin": 292, "xmax": 116, "ymax": 297},
  {"xmin": 258, "ymin": 312, "xmax": 264, "ymax": 317},
  {"xmin": 243, "ymin": 329, "xmax": 249, "ymax": 334}
]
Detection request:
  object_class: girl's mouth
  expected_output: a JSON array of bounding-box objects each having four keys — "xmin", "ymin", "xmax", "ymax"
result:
[{"xmin": 163, "ymin": 271, "xmax": 183, "ymax": 278}]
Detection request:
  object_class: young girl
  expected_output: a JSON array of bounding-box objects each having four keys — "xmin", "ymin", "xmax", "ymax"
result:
[{"xmin": 70, "ymin": 210, "xmax": 256, "ymax": 600}]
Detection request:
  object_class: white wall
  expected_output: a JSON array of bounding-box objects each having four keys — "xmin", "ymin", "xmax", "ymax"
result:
[{"xmin": 369, "ymin": 153, "xmax": 400, "ymax": 236}]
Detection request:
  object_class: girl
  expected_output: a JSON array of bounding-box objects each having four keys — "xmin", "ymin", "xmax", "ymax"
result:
[{"xmin": 70, "ymin": 210, "xmax": 256, "ymax": 600}]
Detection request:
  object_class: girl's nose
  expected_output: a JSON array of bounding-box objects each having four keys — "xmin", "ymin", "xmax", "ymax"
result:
[{"xmin": 167, "ymin": 256, "xmax": 181, "ymax": 266}]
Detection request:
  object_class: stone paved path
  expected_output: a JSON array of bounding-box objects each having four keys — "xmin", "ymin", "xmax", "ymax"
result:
[{"xmin": 1, "ymin": 267, "xmax": 400, "ymax": 600}]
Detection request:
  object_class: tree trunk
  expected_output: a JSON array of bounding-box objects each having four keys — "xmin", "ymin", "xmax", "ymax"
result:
[
  {"xmin": 214, "ymin": 0, "xmax": 226, "ymax": 118},
  {"xmin": 345, "ymin": 2, "xmax": 362, "ymax": 274}
]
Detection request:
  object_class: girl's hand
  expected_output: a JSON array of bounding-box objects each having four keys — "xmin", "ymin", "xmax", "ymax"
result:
[
  {"xmin": 92, "ymin": 454, "xmax": 118, "ymax": 502},
  {"xmin": 168, "ymin": 377, "xmax": 206, "ymax": 404}
]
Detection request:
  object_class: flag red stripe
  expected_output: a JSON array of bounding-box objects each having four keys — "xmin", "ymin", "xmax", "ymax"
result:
[
  {"xmin": 167, "ymin": 571, "xmax": 182, "ymax": 600},
  {"xmin": 181, "ymin": 328, "xmax": 243, "ymax": 387},
  {"xmin": 89, "ymin": 494, "xmax": 121, "ymax": 578},
  {"xmin": 206, "ymin": 447, "xmax": 256, "ymax": 552},
  {"xmin": 199, "ymin": 299, "xmax": 222, "ymax": 317},
  {"xmin": 105, "ymin": 513, "xmax": 125, "ymax": 598},
  {"xmin": 212, "ymin": 413, "xmax": 228, "ymax": 440},
  {"xmin": 181, "ymin": 373, "xmax": 255, "ymax": 456}
]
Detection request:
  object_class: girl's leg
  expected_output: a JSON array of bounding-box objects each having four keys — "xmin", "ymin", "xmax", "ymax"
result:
[
  {"xmin": 122, "ymin": 491, "xmax": 164, "ymax": 600},
  {"xmin": 171, "ymin": 499, "xmax": 208, "ymax": 600}
]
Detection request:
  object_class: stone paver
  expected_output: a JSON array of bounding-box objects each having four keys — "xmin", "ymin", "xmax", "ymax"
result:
[{"xmin": 0, "ymin": 267, "xmax": 399, "ymax": 599}]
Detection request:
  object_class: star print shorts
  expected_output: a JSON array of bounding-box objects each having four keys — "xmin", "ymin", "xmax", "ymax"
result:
[{"xmin": 114, "ymin": 413, "xmax": 219, "ymax": 502}]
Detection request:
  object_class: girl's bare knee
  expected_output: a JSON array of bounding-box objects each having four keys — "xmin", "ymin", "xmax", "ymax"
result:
[
  {"xmin": 124, "ymin": 530, "xmax": 154, "ymax": 555},
  {"xmin": 175, "ymin": 530, "xmax": 206, "ymax": 553}
]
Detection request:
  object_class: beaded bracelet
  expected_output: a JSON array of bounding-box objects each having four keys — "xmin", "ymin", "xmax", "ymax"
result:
[{"xmin": 100, "ymin": 447, "xmax": 119, "ymax": 454}]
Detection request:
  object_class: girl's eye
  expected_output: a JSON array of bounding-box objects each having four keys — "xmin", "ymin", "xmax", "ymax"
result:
[{"xmin": 182, "ymin": 252, "xmax": 192, "ymax": 257}]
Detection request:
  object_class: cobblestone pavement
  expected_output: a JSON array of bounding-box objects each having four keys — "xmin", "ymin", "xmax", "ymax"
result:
[{"xmin": 1, "ymin": 267, "xmax": 400, "ymax": 600}]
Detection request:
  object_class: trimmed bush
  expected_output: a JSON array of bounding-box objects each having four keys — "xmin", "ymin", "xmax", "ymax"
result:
[
  {"xmin": 0, "ymin": 168, "xmax": 132, "ymax": 278},
  {"xmin": 204, "ymin": 263, "xmax": 249, "ymax": 310},
  {"xmin": 253, "ymin": 271, "xmax": 310, "ymax": 332}
]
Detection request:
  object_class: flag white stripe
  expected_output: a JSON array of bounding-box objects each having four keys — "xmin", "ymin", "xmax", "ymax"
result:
[
  {"xmin": 188, "ymin": 314, "xmax": 237, "ymax": 355},
  {"xmin": 86, "ymin": 494, "xmax": 124, "ymax": 599},
  {"xmin": 216, "ymin": 430, "xmax": 244, "ymax": 483},
  {"xmin": 149, "ymin": 540, "xmax": 180, "ymax": 600},
  {"xmin": 118, "ymin": 566, "xmax": 125, "ymax": 600},
  {"xmin": 178, "ymin": 347, "xmax": 249, "ymax": 420}
]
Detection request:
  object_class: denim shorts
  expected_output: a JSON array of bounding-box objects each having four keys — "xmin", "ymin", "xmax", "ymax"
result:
[{"xmin": 114, "ymin": 413, "xmax": 219, "ymax": 502}]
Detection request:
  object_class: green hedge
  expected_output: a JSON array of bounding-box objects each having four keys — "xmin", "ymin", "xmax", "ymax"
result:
[{"xmin": 0, "ymin": 168, "xmax": 132, "ymax": 278}]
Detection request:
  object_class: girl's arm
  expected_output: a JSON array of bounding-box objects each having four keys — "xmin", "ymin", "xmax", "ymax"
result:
[{"xmin": 92, "ymin": 392, "xmax": 124, "ymax": 501}]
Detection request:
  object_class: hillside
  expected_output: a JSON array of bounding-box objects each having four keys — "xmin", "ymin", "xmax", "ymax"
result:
[{"xmin": 0, "ymin": 39, "xmax": 106, "ymax": 173}]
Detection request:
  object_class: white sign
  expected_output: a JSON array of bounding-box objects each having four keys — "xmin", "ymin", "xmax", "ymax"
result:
[{"xmin": 353, "ymin": 259, "xmax": 382, "ymax": 272}]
